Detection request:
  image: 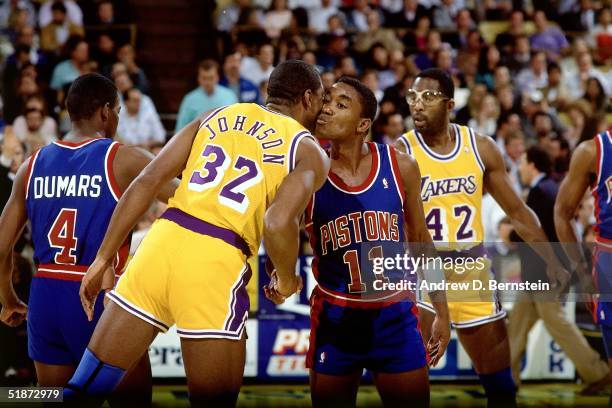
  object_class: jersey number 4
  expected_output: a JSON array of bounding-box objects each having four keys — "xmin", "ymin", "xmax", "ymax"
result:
[
  {"xmin": 425, "ymin": 205, "xmax": 475, "ymax": 242},
  {"xmin": 188, "ymin": 144, "xmax": 263, "ymax": 213},
  {"xmin": 47, "ymin": 208, "xmax": 78, "ymax": 264}
]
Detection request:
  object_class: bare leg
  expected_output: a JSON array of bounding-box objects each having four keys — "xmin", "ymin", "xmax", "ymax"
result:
[
  {"xmin": 180, "ymin": 335, "xmax": 246, "ymax": 407},
  {"xmin": 34, "ymin": 362, "xmax": 74, "ymax": 387},
  {"xmin": 310, "ymin": 369, "xmax": 362, "ymax": 408},
  {"xmin": 372, "ymin": 366, "xmax": 429, "ymax": 408},
  {"xmin": 87, "ymin": 302, "xmax": 159, "ymax": 369},
  {"xmin": 457, "ymin": 319, "xmax": 510, "ymax": 374},
  {"xmin": 109, "ymin": 353, "xmax": 152, "ymax": 408}
]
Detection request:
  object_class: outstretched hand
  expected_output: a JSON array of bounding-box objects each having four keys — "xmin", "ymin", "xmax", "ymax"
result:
[
  {"xmin": 427, "ymin": 314, "xmax": 450, "ymax": 367},
  {"xmin": 263, "ymin": 270, "xmax": 303, "ymax": 305}
]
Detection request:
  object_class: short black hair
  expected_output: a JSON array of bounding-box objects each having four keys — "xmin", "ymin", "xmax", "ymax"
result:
[
  {"xmin": 66, "ymin": 73, "xmax": 118, "ymax": 121},
  {"xmin": 51, "ymin": 1, "xmax": 67, "ymax": 13},
  {"xmin": 526, "ymin": 145, "xmax": 551, "ymax": 175},
  {"xmin": 336, "ymin": 76, "xmax": 378, "ymax": 122},
  {"xmin": 267, "ymin": 60, "xmax": 321, "ymax": 106},
  {"xmin": 415, "ymin": 68, "xmax": 454, "ymax": 99},
  {"xmin": 122, "ymin": 87, "xmax": 139, "ymax": 101}
]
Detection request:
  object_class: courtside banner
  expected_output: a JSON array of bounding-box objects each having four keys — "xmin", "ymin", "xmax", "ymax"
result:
[{"xmin": 150, "ymin": 248, "xmax": 579, "ymax": 379}]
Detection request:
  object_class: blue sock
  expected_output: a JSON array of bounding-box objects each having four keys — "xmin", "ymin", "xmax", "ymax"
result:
[
  {"xmin": 478, "ymin": 367, "xmax": 516, "ymax": 399},
  {"xmin": 602, "ymin": 324, "xmax": 612, "ymax": 359},
  {"xmin": 64, "ymin": 348, "xmax": 126, "ymax": 401}
]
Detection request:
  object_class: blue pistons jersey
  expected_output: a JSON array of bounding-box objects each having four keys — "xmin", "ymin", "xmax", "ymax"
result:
[
  {"xmin": 594, "ymin": 130, "xmax": 612, "ymax": 242},
  {"xmin": 593, "ymin": 131, "xmax": 612, "ymax": 338},
  {"xmin": 304, "ymin": 142, "xmax": 427, "ymax": 375},
  {"xmin": 24, "ymin": 138, "xmax": 130, "ymax": 365}
]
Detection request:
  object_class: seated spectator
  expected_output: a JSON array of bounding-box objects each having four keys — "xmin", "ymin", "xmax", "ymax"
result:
[
  {"xmin": 442, "ymin": 8, "xmax": 474, "ymax": 50},
  {"xmin": 40, "ymin": 1, "xmax": 84, "ymax": 55},
  {"xmin": 503, "ymin": 131, "xmax": 525, "ymax": 192},
  {"xmin": 516, "ymin": 51, "xmax": 548, "ymax": 94},
  {"xmin": 0, "ymin": 127, "xmax": 26, "ymax": 208},
  {"xmin": 559, "ymin": 0, "xmax": 596, "ymax": 32},
  {"xmin": 219, "ymin": 52, "xmax": 260, "ymax": 103},
  {"xmin": 38, "ymin": 0, "xmax": 82, "ymax": 27},
  {"xmin": 361, "ymin": 69, "xmax": 383, "ymax": 101},
  {"xmin": 493, "ymin": 65, "xmax": 511, "ymax": 89},
  {"xmin": 495, "ymin": 111, "xmax": 521, "ymax": 150},
  {"xmin": 3, "ymin": 3, "xmax": 34, "ymax": 45},
  {"xmin": 476, "ymin": 45, "xmax": 500, "ymax": 91},
  {"xmin": 580, "ymin": 77, "xmax": 609, "ymax": 117},
  {"xmin": 495, "ymin": 9, "xmax": 527, "ymax": 56},
  {"xmin": 563, "ymin": 51, "xmax": 611, "ymax": 101},
  {"xmin": 240, "ymin": 43, "xmax": 275, "ymax": 89},
  {"xmin": 4, "ymin": 70, "xmax": 41, "ymax": 124},
  {"xmin": 0, "ymin": 0, "xmax": 36, "ymax": 29},
  {"xmin": 91, "ymin": 32, "xmax": 116, "ymax": 77},
  {"xmin": 116, "ymin": 44, "xmax": 149, "ymax": 94},
  {"xmin": 505, "ymin": 34, "xmax": 531, "ymax": 75},
  {"xmin": 412, "ymin": 30, "xmax": 442, "ymax": 70},
  {"xmin": 455, "ymin": 83, "xmax": 487, "ymax": 125},
  {"xmin": 264, "ymin": 0, "xmax": 292, "ymax": 39},
  {"xmin": 541, "ymin": 61, "xmax": 570, "ymax": 111},
  {"xmin": 589, "ymin": 8, "xmax": 612, "ymax": 62},
  {"xmin": 377, "ymin": 111, "xmax": 405, "ymax": 145},
  {"xmin": 95, "ymin": 0, "xmax": 115, "ymax": 24},
  {"xmin": 496, "ymin": 84, "xmax": 520, "ymax": 117},
  {"xmin": 49, "ymin": 35, "xmax": 89, "ymax": 91},
  {"xmin": 5, "ymin": 26, "xmax": 46, "ymax": 72},
  {"xmin": 468, "ymin": 93, "xmax": 499, "ymax": 136},
  {"xmin": 333, "ymin": 54, "xmax": 358, "ymax": 78},
  {"xmin": 481, "ymin": 0, "xmax": 512, "ymax": 20},
  {"xmin": 117, "ymin": 88, "xmax": 166, "ymax": 148},
  {"xmin": 530, "ymin": 10, "xmax": 569, "ymax": 61},
  {"xmin": 217, "ymin": 0, "xmax": 251, "ymax": 32},
  {"xmin": 386, "ymin": 0, "xmax": 429, "ymax": 29},
  {"xmin": 309, "ymin": 0, "xmax": 340, "ymax": 34},
  {"xmin": 432, "ymin": 0, "xmax": 461, "ymax": 30},
  {"xmin": 114, "ymin": 71, "xmax": 159, "ymax": 123},
  {"xmin": 355, "ymin": 10, "xmax": 404, "ymax": 53},
  {"xmin": 175, "ymin": 59, "xmax": 238, "ymax": 131},
  {"xmin": 345, "ymin": 0, "xmax": 375, "ymax": 32},
  {"xmin": 12, "ymin": 95, "xmax": 57, "ymax": 149},
  {"xmin": 402, "ymin": 14, "xmax": 430, "ymax": 52}
]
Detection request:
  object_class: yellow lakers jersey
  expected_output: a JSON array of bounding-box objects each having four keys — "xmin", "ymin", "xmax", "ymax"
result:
[
  {"xmin": 399, "ymin": 124, "xmax": 484, "ymax": 247},
  {"xmin": 168, "ymin": 103, "xmax": 313, "ymax": 255}
]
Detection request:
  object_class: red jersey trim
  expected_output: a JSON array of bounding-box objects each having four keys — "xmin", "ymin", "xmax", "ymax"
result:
[
  {"xmin": 388, "ymin": 145, "xmax": 406, "ymax": 206},
  {"xmin": 104, "ymin": 142, "xmax": 122, "ymax": 201},
  {"xmin": 313, "ymin": 284, "xmax": 415, "ymax": 309},
  {"xmin": 36, "ymin": 263, "xmax": 119, "ymax": 282},
  {"xmin": 327, "ymin": 142, "xmax": 380, "ymax": 194},
  {"xmin": 24, "ymin": 149, "xmax": 40, "ymax": 199},
  {"xmin": 53, "ymin": 138, "xmax": 104, "ymax": 149}
]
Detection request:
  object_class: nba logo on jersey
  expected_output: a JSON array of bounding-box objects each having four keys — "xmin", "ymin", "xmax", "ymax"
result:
[
  {"xmin": 319, "ymin": 352, "xmax": 326, "ymax": 364},
  {"xmin": 382, "ymin": 178, "xmax": 388, "ymax": 189}
]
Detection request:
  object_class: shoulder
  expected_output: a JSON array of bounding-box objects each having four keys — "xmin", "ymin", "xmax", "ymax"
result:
[
  {"xmin": 574, "ymin": 138, "xmax": 598, "ymax": 162},
  {"xmin": 392, "ymin": 147, "xmax": 420, "ymax": 181}
]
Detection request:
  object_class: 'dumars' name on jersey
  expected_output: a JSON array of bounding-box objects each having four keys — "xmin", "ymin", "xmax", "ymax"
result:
[{"xmin": 31, "ymin": 175, "xmax": 103, "ymax": 199}]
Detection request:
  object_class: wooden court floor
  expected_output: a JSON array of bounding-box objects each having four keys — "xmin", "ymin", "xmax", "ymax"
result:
[{"xmin": 148, "ymin": 383, "xmax": 610, "ymax": 407}]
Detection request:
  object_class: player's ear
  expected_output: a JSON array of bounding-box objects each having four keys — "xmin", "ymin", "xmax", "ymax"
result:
[
  {"xmin": 101, "ymin": 102, "xmax": 111, "ymax": 122},
  {"xmin": 302, "ymin": 89, "xmax": 313, "ymax": 109},
  {"xmin": 357, "ymin": 118, "xmax": 371, "ymax": 135},
  {"xmin": 447, "ymin": 98, "xmax": 455, "ymax": 111}
]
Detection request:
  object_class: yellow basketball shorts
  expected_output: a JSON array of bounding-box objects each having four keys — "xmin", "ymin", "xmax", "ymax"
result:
[
  {"xmin": 107, "ymin": 210, "xmax": 252, "ymax": 339},
  {"xmin": 418, "ymin": 246, "xmax": 506, "ymax": 328}
]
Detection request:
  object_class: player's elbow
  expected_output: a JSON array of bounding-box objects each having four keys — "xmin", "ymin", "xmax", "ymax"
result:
[
  {"xmin": 553, "ymin": 201, "xmax": 573, "ymax": 224},
  {"xmin": 264, "ymin": 210, "xmax": 296, "ymax": 241}
]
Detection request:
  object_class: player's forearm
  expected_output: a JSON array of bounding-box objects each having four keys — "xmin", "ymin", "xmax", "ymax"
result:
[
  {"xmin": 554, "ymin": 207, "xmax": 588, "ymax": 270},
  {"xmin": 430, "ymin": 297, "xmax": 449, "ymax": 319},
  {"xmin": 97, "ymin": 173, "xmax": 162, "ymax": 262},
  {"xmin": 263, "ymin": 211, "xmax": 300, "ymax": 281},
  {"xmin": 512, "ymin": 207, "xmax": 565, "ymax": 269},
  {"xmin": 0, "ymin": 254, "xmax": 17, "ymax": 305}
]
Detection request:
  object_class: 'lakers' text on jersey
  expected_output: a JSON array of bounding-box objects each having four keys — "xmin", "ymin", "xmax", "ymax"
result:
[
  {"xmin": 25, "ymin": 138, "xmax": 129, "ymax": 280},
  {"xmin": 400, "ymin": 124, "xmax": 484, "ymax": 246},
  {"xmin": 169, "ymin": 103, "xmax": 314, "ymax": 256},
  {"xmin": 305, "ymin": 143, "xmax": 407, "ymax": 299}
]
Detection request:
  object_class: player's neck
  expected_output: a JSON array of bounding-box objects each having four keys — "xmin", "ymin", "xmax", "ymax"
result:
[
  {"xmin": 420, "ymin": 123, "xmax": 456, "ymax": 153},
  {"xmin": 266, "ymin": 103, "xmax": 299, "ymax": 122},
  {"xmin": 66, "ymin": 123, "xmax": 106, "ymax": 142},
  {"xmin": 330, "ymin": 138, "xmax": 369, "ymax": 173}
]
